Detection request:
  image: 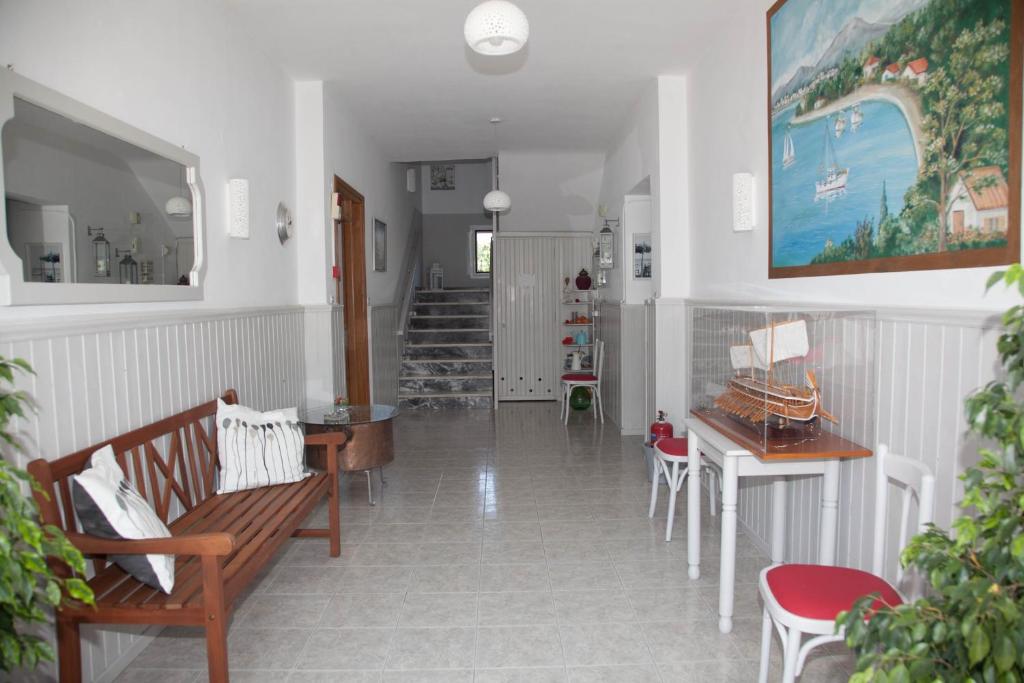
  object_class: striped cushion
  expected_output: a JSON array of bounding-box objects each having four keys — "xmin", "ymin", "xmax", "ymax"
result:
[{"xmin": 216, "ymin": 399, "xmax": 309, "ymax": 494}]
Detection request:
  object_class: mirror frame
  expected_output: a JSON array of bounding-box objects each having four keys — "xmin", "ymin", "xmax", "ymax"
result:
[{"xmin": 0, "ymin": 68, "xmax": 205, "ymax": 305}]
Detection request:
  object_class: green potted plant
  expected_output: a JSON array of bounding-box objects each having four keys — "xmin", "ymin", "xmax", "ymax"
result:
[
  {"xmin": 839, "ymin": 267, "xmax": 1024, "ymax": 681},
  {"xmin": 0, "ymin": 356, "xmax": 93, "ymax": 673}
]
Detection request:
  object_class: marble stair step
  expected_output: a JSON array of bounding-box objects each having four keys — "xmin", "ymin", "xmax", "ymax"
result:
[
  {"xmin": 414, "ymin": 289, "xmax": 490, "ymax": 303},
  {"xmin": 406, "ymin": 329, "xmax": 490, "ymax": 344},
  {"xmin": 400, "ymin": 359, "xmax": 493, "ymax": 376},
  {"xmin": 403, "ymin": 343, "xmax": 492, "ymax": 360},
  {"xmin": 408, "ymin": 315, "xmax": 489, "ymax": 330},
  {"xmin": 399, "ymin": 375, "xmax": 493, "ymax": 394},
  {"xmin": 398, "ymin": 392, "xmax": 493, "ymax": 410},
  {"xmin": 412, "ymin": 302, "xmax": 490, "ymax": 316}
]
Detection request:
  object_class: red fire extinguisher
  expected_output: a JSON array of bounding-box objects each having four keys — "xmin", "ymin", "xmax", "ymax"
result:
[{"xmin": 649, "ymin": 410, "xmax": 673, "ymax": 445}]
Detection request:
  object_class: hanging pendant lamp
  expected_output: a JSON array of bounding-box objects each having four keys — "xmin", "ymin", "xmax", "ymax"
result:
[
  {"xmin": 483, "ymin": 118, "xmax": 511, "ymax": 213},
  {"xmin": 464, "ymin": 1, "xmax": 529, "ymax": 56},
  {"xmin": 166, "ymin": 166, "xmax": 192, "ymax": 218}
]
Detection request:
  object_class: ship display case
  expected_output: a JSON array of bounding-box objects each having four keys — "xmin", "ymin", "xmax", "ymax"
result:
[{"xmin": 689, "ymin": 305, "xmax": 877, "ymax": 460}]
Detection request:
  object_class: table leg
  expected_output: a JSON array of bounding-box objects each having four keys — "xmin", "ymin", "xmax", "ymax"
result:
[
  {"xmin": 772, "ymin": 477, "xmax": 787, "ymax": 565},
  {"xmin": 366, "ymin": 470, "xmax": 376, "ymax": 506},
  {"xmin": 328, "ymin": 445, "xmax": 341, "ymax": 557},
  {"xmin": 718, "ymin": 454, "xmax": 739, "ymax": 634},
  {"xmin": 819, "ymin": 459, "xmax": 840, "ymax": 565},
  {"xmin": 686, "ymin": 429, "xmax": 701, "ymax": 580}
]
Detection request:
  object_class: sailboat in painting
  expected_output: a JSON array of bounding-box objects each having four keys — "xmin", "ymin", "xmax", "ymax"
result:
[
  {"xmin": 850, "ymin": 105, "xmax": 863, "ymax": 132},
  {"xmin": 782, "ymin": 128, "xmax": 796, "ymax": 169},
  {"xmin": 714, "ymin": 319, "xmax": 836, "ymax": 426},
  {"xmin": 815, "ymin": 116, "xmax": 848, "ymax": 200}
]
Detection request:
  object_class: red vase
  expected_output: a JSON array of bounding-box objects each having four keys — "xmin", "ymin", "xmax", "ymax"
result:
[{"xmin": 575, "ymin": 269, "xmax": 592, "ymax": 290}]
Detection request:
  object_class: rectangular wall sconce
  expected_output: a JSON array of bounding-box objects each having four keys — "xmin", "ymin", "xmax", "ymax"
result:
[
  {"xmin": 406, "ymin": 168, "xmax": 417, "ymax": 193},
  {"xmin": 732, "ymin": 172, "xmax": 755, "ymax": 232},
  {"xmin": 228, "ymin": 178, "xmax": 250, "ymax": 239}
]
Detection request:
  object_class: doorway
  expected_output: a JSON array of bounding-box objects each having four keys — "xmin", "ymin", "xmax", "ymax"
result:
[{"xmin": 333, "ymin": 175, "xmax": 370, "ymax": 404}]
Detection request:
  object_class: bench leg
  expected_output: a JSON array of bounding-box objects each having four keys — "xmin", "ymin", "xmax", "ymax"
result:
[
  {"xmin": 57, "ymin": 616, "xmax": 81, "ymax": 682},
  {"xmin": 328, "ymin": 444, "xmax": 341, "ymax": 557},
  {"xmin": 201, "ymin": 555, "xmax": 230, "ymax": 682}
]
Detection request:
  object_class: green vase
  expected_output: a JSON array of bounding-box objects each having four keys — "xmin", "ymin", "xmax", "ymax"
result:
[{"xmin": 569, "ymin": 386, "xmax": 592, "ymax": 411}]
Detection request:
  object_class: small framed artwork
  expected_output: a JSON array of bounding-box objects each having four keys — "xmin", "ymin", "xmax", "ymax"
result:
[
  {"xmin": 767, "ymin": 0, "xmax": 1021, "ymax": 278},
  {"xmin": 430, "ymin": 164, "xmax": 455, "ymax": 190},
  {"xmin": 24, "ymin": 242, "xmax": 63, "ymax": 283},
  {"xmin": 373, "ymin": 218, "xmax": 387, "ymax": 272},
  {"xmin": 632, "ymin": 233, "xmax": 652, "ymax": 279}
]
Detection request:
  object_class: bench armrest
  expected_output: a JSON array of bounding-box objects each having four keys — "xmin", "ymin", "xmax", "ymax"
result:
[
  {"xmin": 65, "ymin": 532, "xmax": 236, "ymax": 557},
  {"xmin": 303, "ymin": 432, "xmax": 350, "ymax": 448}
]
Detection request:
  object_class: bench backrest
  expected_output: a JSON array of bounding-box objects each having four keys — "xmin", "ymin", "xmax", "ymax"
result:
[{"xmin": 27, "ymin": 389, "xmax": 237, "ymax": 534}]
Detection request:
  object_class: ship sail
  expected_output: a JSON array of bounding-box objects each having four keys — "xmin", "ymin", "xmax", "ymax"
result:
[
  {"xmin": 815, "ymin": 116, "xmax": 849, "ymax": 200},
  {"xmin": 850, "ymin": 105, "xmax": 863, "ymax": 131},
  {"xmin": 730, "ymin": 344, "xmax": 769, "ymax": 371},
  {"xmin": 782, "ymin": 130, "xmax": 796, "ymax": 168},
  {"xmin": 749, "ymin": 319, "xmax": 809, "ymax": 366}
]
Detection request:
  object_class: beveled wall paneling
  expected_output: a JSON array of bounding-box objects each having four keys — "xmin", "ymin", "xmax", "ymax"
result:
[
  {"xmin": 370, "ymin": 304, "xmax": 400, "ymax": 405},
  {"xmin": 2, "ymin": 306, "xmax": 306, "ymax": 682}
]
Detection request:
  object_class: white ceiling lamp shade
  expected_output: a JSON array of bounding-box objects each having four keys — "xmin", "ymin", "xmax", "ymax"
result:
[
  {"xmin": 165, "ymin": 166, "xmax": 193, "ymax": 218},
  {"xmin": 464, "ymin": 1, "xmax": 529, "ymax": 56},
  {"xmin": 483, "ymin": 190, "xmax": 511, "ymax": 212}
]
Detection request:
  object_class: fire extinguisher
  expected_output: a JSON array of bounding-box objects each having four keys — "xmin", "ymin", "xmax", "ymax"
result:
[{"xmin": 649, "ymin": 410, "xmax": 673, "ymax": 445}]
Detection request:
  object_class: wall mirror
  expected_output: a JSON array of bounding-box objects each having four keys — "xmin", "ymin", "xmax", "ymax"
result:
[{"xmin": 0, "ymin": 68, "xmax": 204, "ymax": 305}]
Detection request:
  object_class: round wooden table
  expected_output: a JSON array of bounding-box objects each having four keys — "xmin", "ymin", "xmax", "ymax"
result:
[{"xmin": 300, "ymin": 403, "xmax": 398, "ymax": 505}]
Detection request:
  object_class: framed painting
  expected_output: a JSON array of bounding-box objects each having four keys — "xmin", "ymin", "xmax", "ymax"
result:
[
  {"xmin": 430, "ymin": 164, "xmax": 455, "ymax": 190},
  {"xmin": 767, "ymin": 0, "xmax": 1021, "ymax": 278},
  {"xmin": 633, "ymin": 233, "xmax": 652, "ymax": 279}
]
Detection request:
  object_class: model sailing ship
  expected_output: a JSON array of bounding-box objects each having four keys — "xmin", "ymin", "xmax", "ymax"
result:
[{"xmin": 714, "ymin": 319, "xmax": 836, "ymax": 429}]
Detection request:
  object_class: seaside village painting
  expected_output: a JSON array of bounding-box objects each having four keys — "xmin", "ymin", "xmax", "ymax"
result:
[{"xmin": 768, "ymin": 0, "xmax": 1019, "ymax": 276}]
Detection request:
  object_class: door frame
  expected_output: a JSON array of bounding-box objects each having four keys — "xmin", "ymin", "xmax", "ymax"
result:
[{"xmin": 333, "ymin": 175, "xmax": 370, "ymax": 405}]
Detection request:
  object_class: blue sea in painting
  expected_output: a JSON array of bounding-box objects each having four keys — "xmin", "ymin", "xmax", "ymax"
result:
[{"xmin": 771, "ymin": 99, "xmax": 919, "ymax": 267}]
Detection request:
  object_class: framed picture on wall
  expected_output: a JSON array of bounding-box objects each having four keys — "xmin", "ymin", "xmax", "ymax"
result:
[
  {"xmin": 24, "ymin": 242, "xmax": 63, "ymax": 283},
  {"xmin": 767, "ymin": 0, "xmax": 1021, "ymax": 278},
  {"xmin": 430, "ymin": 164, "xmax": 455, "ymax": 190},
  {"xmin": 633, "ymin": 233, "xmax": 652, "ymax": 279},
  {"xmin": 373, "ymin": 218, "xmax": 387, "ymax": 272}
]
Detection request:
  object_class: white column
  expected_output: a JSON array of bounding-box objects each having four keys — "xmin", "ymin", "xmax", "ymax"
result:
[
  {"xmin": 686, "ymin": 428, "xmax": 701, "ymax": 580},
  {"xmin": 818, "ymin": 459, "xmax": 841, "ymax": 565},
  {"xmin": 717, "ymin": 454, "xmax": 739, "ymax": 633},
  {"xmin": 771, "ymin": 476, "xmax": 787, "ymax": 565}
]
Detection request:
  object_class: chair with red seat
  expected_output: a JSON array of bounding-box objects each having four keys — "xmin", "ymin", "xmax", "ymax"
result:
[
  {"xmin": 758, "ymin": 444, "xmax": 935, "ymax": 682},
  {"xmin": 647, "ymin": 436, "xmax": 721, "ymax": 541},
  {"xmin": 560, "ymin": 339, "xmax": 604, "ymax": 424}
]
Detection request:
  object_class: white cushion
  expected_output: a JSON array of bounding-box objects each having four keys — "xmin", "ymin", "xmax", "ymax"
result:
[
  {"xmin": 216, "ymin": 399, "xmax": 308, "ymax": 494},
  {"xmin": 71, "ymin": 445, "xmax": 175, "ymax": 594}
]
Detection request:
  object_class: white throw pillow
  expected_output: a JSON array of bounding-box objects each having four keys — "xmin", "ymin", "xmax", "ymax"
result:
[
  {"xmin": 216, "ymin": 399, "xmax": 308, "ymax": 494},
  {"xmin": 71, "ymin": 445, "xmax": 175, "ymax": 594}
]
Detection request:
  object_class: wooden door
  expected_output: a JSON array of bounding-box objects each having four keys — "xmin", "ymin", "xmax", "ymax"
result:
[
  {"xmin": 952, "ymin": 210, "xmax": 965, "ymax": 235},
  {"xmin": 333, "ymin": 176, "xmax": 370, "ymax": 404}
]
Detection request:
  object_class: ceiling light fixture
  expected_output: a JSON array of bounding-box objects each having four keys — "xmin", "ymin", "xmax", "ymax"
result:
[
  {"xmin": 165, "ymin": 166, "xmax": 193, "ymax": 218},
  {"xmin": 464, "ymin": 1, "xmax": 529, "ymax": 56},
  {"xmin": 483, "ymin": 118, "xmax": 511, "ymax": 213}
]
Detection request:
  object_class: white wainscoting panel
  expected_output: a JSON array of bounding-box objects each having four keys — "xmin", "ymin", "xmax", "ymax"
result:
[
  {"xmin": 655, "ymin": 299, "xmax": 688, "ymax": 432},
  {"xmin": 598, "ymin": 301, "xmax": 647, "ymax": 434},
  {"xmin": 1, "ymin": 306, "xmax": 307, "ymax": 683},
  {"xmin": 598, "ymin": 302, "xmax": 624, "ymax": 427},
  {"xmin": 369, "ymin": 304, "xmax": 400, "ymax": 405}
]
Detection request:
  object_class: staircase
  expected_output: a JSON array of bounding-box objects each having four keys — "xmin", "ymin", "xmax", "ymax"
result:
[{"xmin": 399, "ymin": 288, "xmax": 493, "ymax": 409}]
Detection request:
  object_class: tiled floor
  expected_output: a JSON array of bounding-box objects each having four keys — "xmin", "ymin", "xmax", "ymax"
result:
[{"xmin": 117, "ymin": 404, "xmax": 855, "ymax": 682}]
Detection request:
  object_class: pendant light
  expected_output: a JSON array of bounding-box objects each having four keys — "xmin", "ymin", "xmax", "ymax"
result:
[
  {"xmin": 464, "ymin": 1, "xmax": 529, "ymax": 56},
  {"xmin": 483, "ymin": 118, "xmax": 511, "ymax": 213},
  {"xmin": 165, "ymin": 166, "xmax": 192, "ymax": 218}
]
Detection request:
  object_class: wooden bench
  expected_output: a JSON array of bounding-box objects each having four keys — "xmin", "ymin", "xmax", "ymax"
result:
[{"xmin": 27, "ymin": 390, "xmax": 345, "ymax": 682}]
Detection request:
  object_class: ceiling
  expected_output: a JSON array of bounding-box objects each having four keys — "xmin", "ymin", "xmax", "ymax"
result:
[{"xmin": 226, "ymin": 0, "xmax": 731, "ymax": 161}]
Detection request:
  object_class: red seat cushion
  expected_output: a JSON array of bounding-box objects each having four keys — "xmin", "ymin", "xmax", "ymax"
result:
[
  {"xmin": 655, "ymin": 437, "xmax": 688, "ymax": 456},
  {"xmin": 561, "ymin": 373, "xmax": 597, "ymax": 381},
  {"xmin": 765, "ymin": 564, "xmax": 902, "ymax": 621}
]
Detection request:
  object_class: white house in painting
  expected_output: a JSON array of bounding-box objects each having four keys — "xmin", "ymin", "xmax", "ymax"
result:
[
  {"xmin": 863, "ymin": 56, "xmax": 880, "ymax": 78},
  {"xmin": 881, "ymin": 63, "xmax": 900, "ymax": 82},
  {"xmin": 902, "ymin": 57, "xmax": 929, "ymax": 85},
  {"xmin": 947, "ymin": 166, "xmax": 1009, "ymax": 235}
]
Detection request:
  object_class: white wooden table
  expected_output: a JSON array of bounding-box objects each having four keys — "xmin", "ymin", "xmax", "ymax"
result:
[{"xmin": 685, "ymin": 416, "xmax": 859, "ymax": 634}]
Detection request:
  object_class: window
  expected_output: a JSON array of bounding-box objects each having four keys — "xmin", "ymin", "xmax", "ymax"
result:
[{"xmin": 473, "ymin": 229, "xmax": 493, "ymax": 275}]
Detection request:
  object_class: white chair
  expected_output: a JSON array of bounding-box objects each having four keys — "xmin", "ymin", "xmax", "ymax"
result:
[
  {"xmin": 648, "ymin": 437, "xmax": 721, "ymax": 541},
  {"xmin": 757, "ymin": 444, "xmax": 935, "ymax": 682},
  {"xmin": 560, "ymin": 339, "xmax": 604, "ymax": 424}
]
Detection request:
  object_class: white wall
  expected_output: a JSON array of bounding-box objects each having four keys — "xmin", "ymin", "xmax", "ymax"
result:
[
  {"xmin": 421, "ymin": 213, "xmax": 492, "ymax": 288},
  {"xmin": 0, "ymin": 0, "xmax": 298, "ymax": 321},
  {"xmin": 683, "ymin": 0, "xmax": 1021, "ymax": 312},
  {"xmin": 420, "ymin": 159, "xmax": 492, "ymax": 215},
  {"xmin": 497, "ymin": 150, "xmax": 604, "ymax": 232}
]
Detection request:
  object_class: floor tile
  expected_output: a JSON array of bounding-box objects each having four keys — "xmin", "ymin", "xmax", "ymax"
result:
[
  {"xmin": 319, "ymin": 592, "xmax": 406, "ymax": 628},
  {"xmin": 558, "ymin": 622, "xmax": 651, "ymax": 666},
  {"xmin": 474, "ymin": 624, "xmax": 564, "ymax": 668},
  {"xmin": 297, "ymin": 627, "xmax": 393, "ymax": 670},
  {"xmin": 477, "ymin": 591, "xmax": 557, "ymax": 626},
  {"xmin": 398, "ymin": 592, "xmax": 478, "ymax": 627},
  {"xmin": 553, "ymin": 590, "xmax": 636, "ymax": 623},
  {"xmin": 386, "ymin": 627, "xmax": 476, "ymax": 670}
]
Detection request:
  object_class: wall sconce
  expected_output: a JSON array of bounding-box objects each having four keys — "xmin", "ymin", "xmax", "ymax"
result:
[
  {"xmin": 115, "ymin": 248, "xmax": 139, "ymax": 284},
  {"xmin": 732, "ymin": 172, "xmax": 755, "ymax": 232},
  {"xmin": 598, "ymin": 219, "xmax": 617, "ymax": 269},
  {"xmin": 87, "ymin": 226, "xmax": 111, "ymax": 278},
  {"xmin": 228, "ymin": 178, "xmax": 250, "ymax": 239}
]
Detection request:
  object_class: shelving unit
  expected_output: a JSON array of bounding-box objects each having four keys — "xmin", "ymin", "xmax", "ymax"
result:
[{"xmin": 560, "ymin": 287, "xmax": 596, "ymax": 371}]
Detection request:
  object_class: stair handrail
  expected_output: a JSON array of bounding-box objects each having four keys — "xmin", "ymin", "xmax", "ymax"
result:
[{"xmin": 395, "ymin": 210, "xmax": 424, "ymax": 339}]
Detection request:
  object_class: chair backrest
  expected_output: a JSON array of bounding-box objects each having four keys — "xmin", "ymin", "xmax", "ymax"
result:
[
  {"xmin": 871, "ymin": 443, "xmax": 935, "ymax": 592},
  {"xmin": 594, "ymin": 339, "xmax": 605, "ymax": 382}
]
